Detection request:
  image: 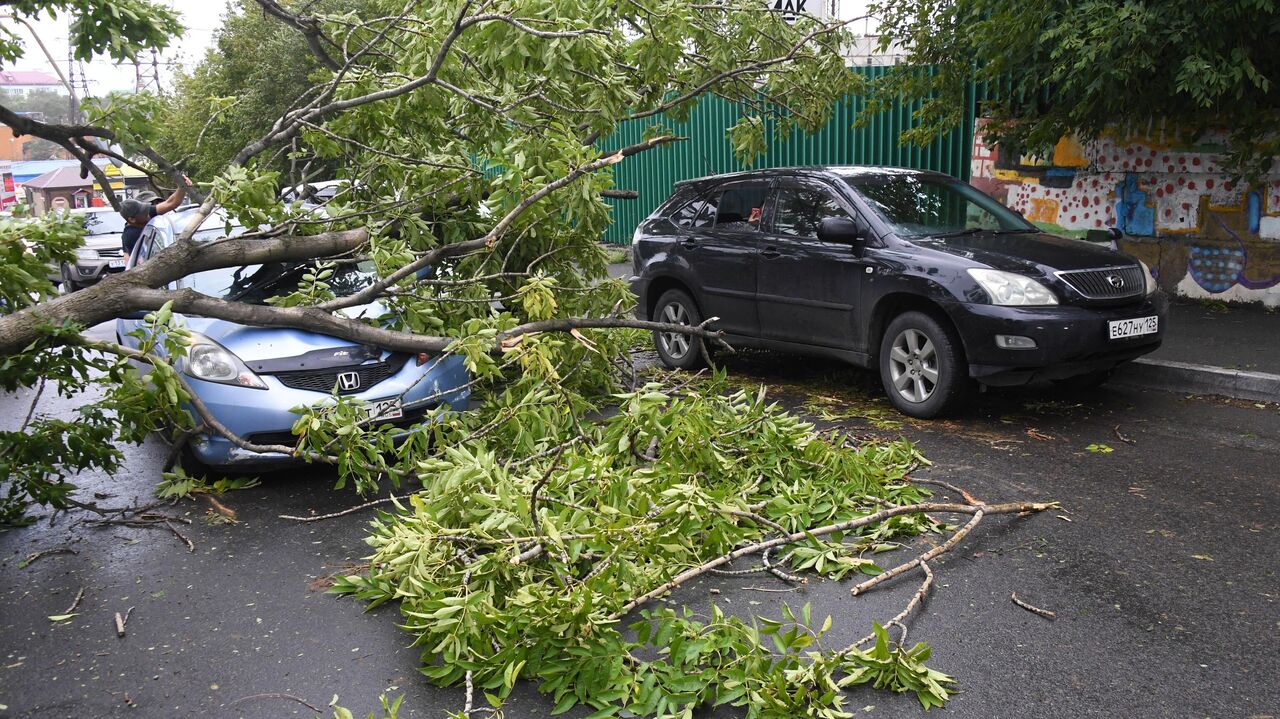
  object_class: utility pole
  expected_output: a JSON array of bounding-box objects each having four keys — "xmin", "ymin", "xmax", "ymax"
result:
[
  {"xmin": 66, "ymin": 43, "xmax": 90, "ymax": 122},
  {"xmin": 134, "ymin": 49, "xmax": 162, "ymax": 93}
]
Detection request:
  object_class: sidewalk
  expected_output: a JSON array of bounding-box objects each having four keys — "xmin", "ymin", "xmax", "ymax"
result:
[{"xmin": 1114, "ymin": 298, "xmax": 1280, "ymax": 402}]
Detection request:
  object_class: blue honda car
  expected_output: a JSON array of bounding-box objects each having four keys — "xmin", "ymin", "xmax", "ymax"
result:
[{"xmin": 116, "ymin": 208, "xmax": 471, "ymax": 468}]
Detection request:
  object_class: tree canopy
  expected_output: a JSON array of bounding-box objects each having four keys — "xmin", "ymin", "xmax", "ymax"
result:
[
  {"xmin": 0, "ymin": 2, "xmax": 1056, "ymax": 715},
  {"xmin": 871, "ymin": 0, "xmax": 1280, "ymax": 173}
]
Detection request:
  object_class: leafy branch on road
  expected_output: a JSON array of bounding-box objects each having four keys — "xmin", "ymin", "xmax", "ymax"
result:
[{"xmin": 329, "ymin": 375, "xmax": 1053, "ymax": 716}]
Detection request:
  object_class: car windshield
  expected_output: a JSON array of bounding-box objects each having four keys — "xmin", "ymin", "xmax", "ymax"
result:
[
  {"xmin": 841, "ymin": 173, "xmax": 1035, "ymax": 238},
  {"xmin": 188, "ymin": 260, "xmax": 379, "ymax": 305},
  {"xmin": 77, "ymin": 211, "xmax": 127, "ymax": 235}
]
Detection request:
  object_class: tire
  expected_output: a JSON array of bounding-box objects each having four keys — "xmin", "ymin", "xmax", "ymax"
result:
[
  {"xmin": 60, "ymin": 266, "xmax": 82, "ymax": 294},
  {"xmin": 879, "ymin": 311, "xmax": 972, "ymax": 419},
  {"xmin": 652, "ymin": 289, "xmax": 707, "ymax": 370}
]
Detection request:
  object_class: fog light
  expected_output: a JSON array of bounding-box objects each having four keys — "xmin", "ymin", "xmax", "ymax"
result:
[{"xmin": 995, "ymin": 334, "xmax": 1037, "ymax": 350}]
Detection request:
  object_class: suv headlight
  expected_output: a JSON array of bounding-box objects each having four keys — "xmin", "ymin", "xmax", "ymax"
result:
[
  {"xmin": 183, "ymin": 337, "xmax": 268, "ymax": 389},
  {"xmin": 75, "ymin": 248, "xmax": 99, "ymax": 261},
  {"xmin": 967, "ymin": 269, "xmax": 1058, "ymax": 306},
  {"xmin": 1138, "ymin": 260, "xmax": 1158, "ymax": 295}
]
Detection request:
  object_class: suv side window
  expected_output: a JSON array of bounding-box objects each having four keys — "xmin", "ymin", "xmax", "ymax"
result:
[
  {"xmin": 670, "ymin": 196, "xmax": 716, "ymax": 230},
  {"xmin": 772, "ymin": 185, "xmax": 851, "ymax": 239},
  {"xmin": 712, "ymin": 185, "xmax": 768, "ymax": 232}
]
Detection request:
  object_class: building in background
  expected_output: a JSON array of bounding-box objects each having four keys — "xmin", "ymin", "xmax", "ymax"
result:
[
  {"xmin": 20, "ymin": 160, "xmax": 148, "ymax": 214},
  {"xmin": 0, "ymin": 69, "xmax": 62, "ymax": 95}
]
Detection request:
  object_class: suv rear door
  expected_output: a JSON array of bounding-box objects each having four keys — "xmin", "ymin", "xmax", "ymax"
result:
[
  {"xmin": 680, "ymin": 180, "xmax": 768, "ymax": 337},
  {"xmin": 756, "ymin": 178, "xmax": 866, "ymax": 349}
]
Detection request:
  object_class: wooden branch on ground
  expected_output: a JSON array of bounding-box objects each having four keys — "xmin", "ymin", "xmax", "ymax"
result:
[
  {"xmin": 850, "ymin": 509, "xmax": 985, "ymax": 597},
  {"xmin": 610, "ymin": 500, "xmax": 1055, "ymax": 620}
]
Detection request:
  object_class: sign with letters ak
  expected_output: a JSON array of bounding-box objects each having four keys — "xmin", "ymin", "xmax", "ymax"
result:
[{"xmin": 770, "ymin": 0, "xmax": 829, "ymax": 23}]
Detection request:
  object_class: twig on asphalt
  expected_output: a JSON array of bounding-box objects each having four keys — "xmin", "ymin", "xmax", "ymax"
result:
[
  {"xmin": 1011, "ymin": 592, "xmax": 1057, "ymax": 619},
  {"xmin": 63, "ymin": 586, "xmax": 86, "ymax": 614},
  {"xmin": 279, "ymin": 495, "xmax": 400, "ymax": 522},
  {"xmin": 228, "ymin": 692, "xmax": 322, "ymax": 713},
  {"xmin": 164, "ymin": 521, "xmax": 195, "ymax": 553},
  {"xmin": 114, "ymin": 606, "xmax": 134, "ymax": 637},
  {"xmin": 20, "ymin": 546, "xmax": 77, "ymax": 566},
  {"xmin": 1113, "ymin": 425, "xmax": 1136, "ymax": 445},
  {"xmin": 19, "ymin": 377, "xmax": 46, "ymax": 432}
]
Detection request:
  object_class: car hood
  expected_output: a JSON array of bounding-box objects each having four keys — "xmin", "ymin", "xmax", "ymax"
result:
[
  {"xmin": 181, "ymin": 302, "xmax": 391, "ymax": 365},
  {"xmin": 910, "ymin": 231, "xmax": 1135, "ymax": 273},
  {"xmin": 83, "ymin": 233, "xmax": 125, "ymax": 250}
]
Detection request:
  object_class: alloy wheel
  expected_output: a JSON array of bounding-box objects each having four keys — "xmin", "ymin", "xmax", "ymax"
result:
[
  {"xmin": 888, "ymin": 327, "xmax": 939, "ymax": 403},
  {"xmin": 657, "ymin": 301, "xmax": 692, "ymax": 360}
]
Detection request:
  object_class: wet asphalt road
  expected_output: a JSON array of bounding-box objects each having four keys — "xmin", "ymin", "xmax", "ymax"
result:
[{"xmin": 1, "ymin": 323, "xmax": 1277, "ymax": 718}]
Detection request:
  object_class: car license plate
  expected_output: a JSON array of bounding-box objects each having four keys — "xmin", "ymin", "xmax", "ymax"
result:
[
  {"xmin": 1108, "ymin": 316, "xmax": 1158, "ymax": 340},
  {"xmin": 361, "ymin": 397, "xmax": 403, "ymax": 423},
  {"xmin": 108, "ymin": 259, "xmax": 126, "ymax": 268}
]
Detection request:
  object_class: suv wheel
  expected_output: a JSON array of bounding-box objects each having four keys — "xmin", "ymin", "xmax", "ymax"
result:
[
  {"xmin": 879, "ymin": 311, "xmax": 971, "ymax": 418},
  {"xmin": 652, "ymin": 289, "xmax": 706, "ymax": 370}
]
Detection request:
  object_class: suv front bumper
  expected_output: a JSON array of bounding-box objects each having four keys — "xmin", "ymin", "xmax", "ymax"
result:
[{"xmin": 946, "ymin": 293, "xmax": 1169, "ymax": 386}]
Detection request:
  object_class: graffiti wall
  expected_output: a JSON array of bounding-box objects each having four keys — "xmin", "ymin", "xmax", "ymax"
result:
[{"xmin": 971, "ymin": 120, "xmax": 1280, "ymax": 306}]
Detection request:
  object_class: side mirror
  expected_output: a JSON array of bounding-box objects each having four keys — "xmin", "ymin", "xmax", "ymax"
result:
[
  {"xmin": 818, "ymin": 216, "xmax": 864, "ymax": 245},
  {"xmin": 1107, "ymin": 226, "xmax": 1123, "ymax": 240}
]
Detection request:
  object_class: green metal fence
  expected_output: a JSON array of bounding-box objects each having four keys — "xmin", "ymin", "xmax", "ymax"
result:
[{"xmin": 598, "ymin": 65, "xmax": 977, "ymax": 244}]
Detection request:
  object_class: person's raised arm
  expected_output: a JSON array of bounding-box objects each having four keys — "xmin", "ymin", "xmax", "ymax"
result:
[{"xmin": 155, "ymin": 177, "xmax": 189, "ymax": 214}]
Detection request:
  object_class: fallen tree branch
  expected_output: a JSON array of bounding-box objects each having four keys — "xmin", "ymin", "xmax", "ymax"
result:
[
  {"xmin": 279, "ymin": 495, "xmax": 402, "ymax": 522},
  {"xmin": 848, "ymin": 562, "xmax": 934, "ymax": 650},
  {"xmin": 850, "ymin": 509, "xmax": 985, "ymax": 597},
  {"xmin": 611, "ymin": 500, "xmax": 1055, "ymax": 619}
]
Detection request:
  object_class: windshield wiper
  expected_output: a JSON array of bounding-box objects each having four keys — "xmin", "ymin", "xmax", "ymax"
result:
[
  {"xmin": 992, "ymin": 228, "xmax": 1038, "ymax": 234},
  {"xmin": 935, "ymin": 228, "xmax": 982, "ymax": 238}
]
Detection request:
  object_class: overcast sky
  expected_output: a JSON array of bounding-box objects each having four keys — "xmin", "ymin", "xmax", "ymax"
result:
[
  {"xmin": 9, "ymin": 1, "xmax": 877, "ymax": 97},
  {"xmin": 9, "ymin": 1, "xmax": 226, "ymax": 95}
]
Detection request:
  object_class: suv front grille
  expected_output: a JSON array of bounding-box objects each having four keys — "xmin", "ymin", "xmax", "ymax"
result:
[
  {"xmin": 1055, "ymin": 265, "xmax": 1145, "ymax": 301},
  {"xmin": 271, "ymin": 355, "xmax": 408, "ymax": 394},
  {"xmin": 98, "ymin": 248, "xmax": 124, "ymax": 258}
]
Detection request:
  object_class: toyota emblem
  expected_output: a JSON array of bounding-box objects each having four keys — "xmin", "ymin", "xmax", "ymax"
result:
[
  {"xmin": 337, "ymin": 371, "xmax": 361, "ymax": 391},
  {"xmin": 1106, "ymin": 274, "xmax": 1125, "ymax": 289}
]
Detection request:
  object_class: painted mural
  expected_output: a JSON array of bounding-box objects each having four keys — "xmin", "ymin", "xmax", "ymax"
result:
[{"xmin": 971, "ymin": 120, "xmax": 1280, "ymax": 306}]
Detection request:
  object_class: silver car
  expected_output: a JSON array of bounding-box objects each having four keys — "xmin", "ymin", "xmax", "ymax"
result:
[{"xmin": 59, "ymin": 207, "xmax": 129, "ymax": 291}]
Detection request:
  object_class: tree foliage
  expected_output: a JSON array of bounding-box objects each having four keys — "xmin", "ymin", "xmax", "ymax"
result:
[
  {"xmin": 0, "ymin": 2, "xmax": 1056, "ymax": 713},
  {"xmin": 153, "ymin": 0, "xmax": 355, "ymax": 179},
  {"xmin": 872, "ymin": 0, "xmax": 1280, "ymax": 173}
]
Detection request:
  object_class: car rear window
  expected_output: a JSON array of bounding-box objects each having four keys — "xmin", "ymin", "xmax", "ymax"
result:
[{"xmin": 670, "ymin": 197, "xmax": 716, "ymax": 230}]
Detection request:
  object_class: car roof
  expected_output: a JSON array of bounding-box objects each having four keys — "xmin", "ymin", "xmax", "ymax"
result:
[{"xmin": 672, "ymin": 165, "xmax": 953, "ymax": 189}]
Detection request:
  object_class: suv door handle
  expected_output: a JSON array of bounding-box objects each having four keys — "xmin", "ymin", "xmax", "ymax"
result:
[
  {"xmin": 680, "ymin": 237, "xmax": 697, "ymax": 248},
  {"xmin": 760, "ymin": 246, "xmax": 781, "ymax": 259}
]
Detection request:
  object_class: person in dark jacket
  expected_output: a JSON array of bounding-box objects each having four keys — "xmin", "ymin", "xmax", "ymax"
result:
[{"xmin": 120, "ymin": 181, "xmax": 187, "ymax": 255}]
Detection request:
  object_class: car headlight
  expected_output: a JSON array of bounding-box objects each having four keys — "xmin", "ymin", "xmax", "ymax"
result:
[
  {"xmin": 967, "ymin": 268, "xmax": 1058, "ymax": 306},
  {"xmin": 75, "ymin": 248, "xmax": 99, "ymax": 261},
  {"xmin": 183, "ymin": 338, "xmax": 268, "ymax": 389},
  {"xmin": 1138, "ymin": 260, "xmax": 1157, "ymax": 295}
]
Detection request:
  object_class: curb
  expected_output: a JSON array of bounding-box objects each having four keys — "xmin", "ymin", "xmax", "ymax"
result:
[{"xmin": 1113, "ymin": 358, "xmax": 1280, "ymax": 403}]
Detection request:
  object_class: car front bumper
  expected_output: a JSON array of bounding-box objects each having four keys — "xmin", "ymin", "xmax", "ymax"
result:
[
  {"xmin": 65, "ymin": 258, "xmax": 125, "ymax": 286},
  {"xmin": 945, "ymin": 293, "xmax": 1169, "ymax": 386},
  {"xmin": 183, "ymin": 354, "xmax": 471, "ymax": 467}
]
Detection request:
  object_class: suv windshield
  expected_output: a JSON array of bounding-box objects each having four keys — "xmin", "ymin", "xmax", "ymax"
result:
[
  {"xmin": 189, "ymin": 260, "xmax": 379, "ymax": 305},
  {"xmin": 77, "ymin": 211, "xmax": 127, "ymax": 236},
  {"xmin": 842, "ymin": 173, "xmax": 1035, "ymax": 238}
]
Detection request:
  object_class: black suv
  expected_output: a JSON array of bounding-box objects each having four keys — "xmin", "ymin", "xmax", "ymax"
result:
[{"xmin": 629, "ymin": 166, "xmax": 1167, "ymax": 417}]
